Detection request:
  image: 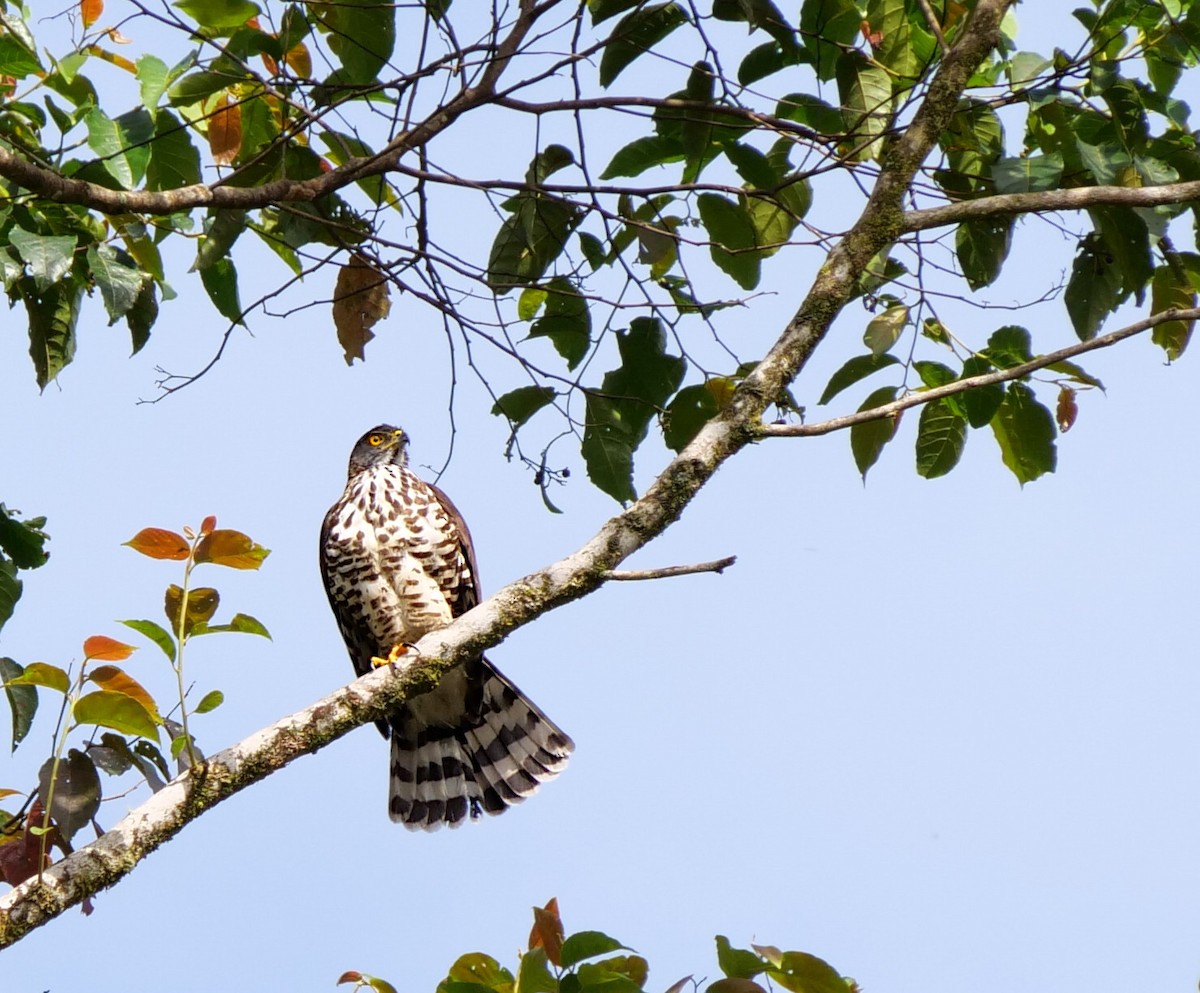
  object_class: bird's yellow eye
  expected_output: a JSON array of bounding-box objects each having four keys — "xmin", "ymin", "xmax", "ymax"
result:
[{"xmin": 368, "ymin": 434, "xmax": 384, "ymax": 446}]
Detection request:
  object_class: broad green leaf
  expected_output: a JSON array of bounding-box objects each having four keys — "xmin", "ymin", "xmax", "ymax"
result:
[
  {"xmin": 167, "ymin": 71, "xmax": 237, "ymax": 107},
  {"xmin": 775, "ymin": 92, "xmax": 843, "ymax": 135},
  {"xmin": 1064, "ymin": 234, "xmax": 1122, "ymax": 341},
  {"xmin": 320, "ymin": 0, "xmax": 396, "ymax": 85},
  {"xmin": 528, "ymin": 277, "xmax": 591, "ymax": 369},
  {"xmin": 863, "ymin": 305, "xmax": 908, "ymax": 356},
  {"xmin": 800, "ymin": 0, "xmax": 861, "ymax": 80},
  {"xmin": 956, "ymin": 217, "xmax": 1012, "ymax": 290},
  {"xmin": 1090, "ymin": 206, "xmax": 1152, "ymax": 303},
  {"xmin": 835, "ymin": 51, "xmax": 891, "ymax": 160},
  {"xmin": 137, "ymin": 55, "xmax": 170, "ymax": 109},
  {"xmin": 991, "ymin": 153, "xmax": 1064, "ymax": 193},
  {"xmin": 589, "ymin": 0, "xmax": 642, "ymax": 24},
  {"xmin": 173, "ymin": 0, "xmax": 260, "ymax": 30},
  {"xmin": 193, "ymin": 612, "xmax": 272, "ymax": 638},
  {"xmin": 915, "ymin": 397, "xmax": 967, "ymax": 479},
  {"xmin": 120, "ymin": 619, "xmax": 177, "ymax": 662},
  {"xmin": 599, "ymin": 3, "xmax": 688, "ymax": 87},
  {"xmin": 9, "ymin": 227, "xmax": 77, "ymax": 292},
  {"xmin": 517, "ymin": 947, "xmax": 558, "ymax": 993},
  {"xmin": 1150, "ymin": 261, "xmax": 1196, "ymax": 360},
  {"xmin": 195, "ymin": 209, "xmax": 247, "ymax": 272},
  {"xmin": 0, "ymin": 507, "xmax": 49, "ymax": 570},
  {"xmin": 20, "ymin": 276, "xmax": 83, "ymax": 390},
  {"xmin": 1, "ymin": 657, "xmax": 37, "ymax": 751},
  {"xmin": 195, "ymin": 690, "xmax": 225, "ymax": 714},
  {"xmin": 126, "ymin": 281, "xmax": 159, "ymax": 355},
  {"xmin": 663, "ymin": 382, "xmax": 720, "ymax": 452},
  {"xmin": 0, "ymin": 33, "xmax": 43, "ymax": 79},
  {"xmin": 439, "ymin": 952, "xmax": 515, "ymax": 993},
  {"xmin": 518, "ymin": 287, "xmax": 548, "ymax": 321},
  {"xmin": 320, "ymin": 132, "xmax": 400, "ymax": 208},
  {"xmin": 0, "ymin": 560, "xmax": 18, "ymax": 638},
  {"xmin": 37, "ymin": 750, "xmax": 101, "ymax": 842},
  {"xmin": 983, "ymin": 326, "xmax": 1033, "ymax": 368},
  {"xmin": 697, "ymin": 193, "xmax": 761, "ymax": 289},
  {"xmin": 577, "ymin": 958, "xmax": 647, "ymax": 993},
  {"xmin": 601, "ymin": 135, "xmax": 685, "ymax": 179},
  {"xmin": 83, "ymin": 107, "xmax": 154, "ymax": 189},
  {"xmin": 560, "ymin": 932, "xmax": 628, "ymax": 969},
  {"xmin": 492, "ymin": 386, "xmax": 557, "ymax": 427},
  {"xmin": 990, "ymin": 382, "xmax": 1057, "ymax": 485},
  {"xmin": 765, "ymin": 951, "xmax": 847, "ymax": 993},
  {"xmin": 959, "ymin": 356, "xmax": 1004, "ymax": 428},
  {"xmin": 200, "ymin": 257, "xmax": 244, "ymax": 324},
  {"xmin": 851, "ymin": 385, "xmax": 900, "ymax": 481},
  {"xmin": 6, "ymin": 661, "xmax": 70, "ymax": 694},
  {"xmin": 74, "ymin": 690, "xmax": 160, "ymax": 741},
  {"xmin": 487, "ymin": 198, "xmax": 582, "ymax": 292},
  {"xmin": 582, "ymin": 394, "xmax": 638, "ymax": 503},
  {"xmin": 87, "ymin": 245, "xmax": 147, "ymax": 324},
  {"xmin": 818, "ymin": 353, "xmax": 900, "ymax": 406},
  {"xmin": 146, "ymin": 110, "xmax": 203, "ymax": 191},
  {"xmin": 716, "ymin": 936, "xmax": 766, "ymax": 980},
  {"xmin": 87, "ymin": 665, "xmax": 160, "ymax": 721},
  {"xmin": 1043, "ymin": 359, "xmax": 1105, "ymax": 390},
  {"xmin": 913, "ymin": 360, "xmax": 956, "ymax": 388}
]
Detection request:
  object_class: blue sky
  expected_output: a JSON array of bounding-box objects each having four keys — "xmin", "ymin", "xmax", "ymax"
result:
[{"xmin": 3, "ymin": 4, "xmax": 1199, "ymax": 993}]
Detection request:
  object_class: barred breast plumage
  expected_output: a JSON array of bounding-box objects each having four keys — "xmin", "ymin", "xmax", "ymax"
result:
[{"xmin": 319, "ymin": 425, "xmax": 573, "ymax": 829}]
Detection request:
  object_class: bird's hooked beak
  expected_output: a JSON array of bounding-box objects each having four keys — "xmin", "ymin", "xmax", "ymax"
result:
[{"xmin": 383, "ymin": 428, "xmax": 405, "ymax": 450}]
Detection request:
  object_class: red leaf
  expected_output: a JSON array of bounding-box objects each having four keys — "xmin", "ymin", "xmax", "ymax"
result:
[
  {"xmin": 80, "ymin": 0, "xmax": 103, "ymax": 28},
  {"xmin": 83, "ymin": 635, "xmax": 137, "ymax": 661},
  {"xmin": 200, "ymin": 515, "xmax": 217, "ymax": 535},
  {"xmin": 337, "ymin": 973, "xmax": 364, "ymax": 986},
  {"xmin": 124, "ymin": 528, "xmax": 190, "ymax": 560},
  {"xmin": 1056, "ymin": 387, "xmax": 1078, "ymax": 433},
  {"xmin": 529, "ymin": 898, "xmax": 565, "ymax": 967}
]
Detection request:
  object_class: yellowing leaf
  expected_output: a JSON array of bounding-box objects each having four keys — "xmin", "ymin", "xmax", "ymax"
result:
[
  {"xmin": 83, "ymin": 635, "xmax": 136, "ymax": 661},
  {"xmin": 6, "ymin": 662, "xmax": 71, "ymax": 694},
  {"xmin": 284, "ymin": 42, "xmax": 312, "ymax": 77},
  {"xmin": 86, "ymin": 45, "xmax": 137, "ymax": 74},
  {"xmin": 81, "ymin": 0, "xmax": 104, "ymax": 28},
  {"xmin": 333, "ymin": 253, "xmax": 392, "ymax": 364},
  {"xmin": 165, "ymin": 585, "xmax": 220, "ymax": 636},
  {"xmin": 208, "ymin": 93, "xmax": 243, "ymax": 166},
  {"xmin": 194, "ymin": 529, "xmax": 271, "ymax": 569},
  {"xmin": 87, "ymin": 665, "xmax": 160, "ymax": 720},
  {"xmin": 124, "ymin": 527, "xmax": 190, "ymax": 560},
  {"xmin": 73, "ymin": 690, "xmax": 160, "ymax": 741}
]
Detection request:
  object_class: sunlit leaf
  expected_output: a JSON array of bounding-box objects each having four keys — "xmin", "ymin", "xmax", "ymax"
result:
[
  {"xmin": 716, "ymin": 936, "xmax": 766, "ymax": 980},
  {"xmin": 193, "ymin": 612, "xmax": 271, "ymax": 638},
  {"xmin": 765, "ymin": 951, "xmax": 847, "ymax": 993},
  {"xmin": 120, "ymin": 619, "xmax": 177, "ymax": 662},
  {"xmin": 6, "ymin": 661, "xmax": 70, "ymax": 694},
  {"xmin": 529, "ymin": 899, "xmax": 565, "ymax": 968},
  {"xmin": 74, "ymin": 690, "xmax": 161, "ymax": 741},
  {"xmin": 81, "ymin": 0, "xmax": 104, "ymax": 28},
  {"xmin": 990, "ymin": 381, "xmax": 1057, "ymax": 485},
  {"xmin": 560, "ymin": 932, "xmax": 629, "ymax": 969},
  {"xmin": 124, "ymin": 527, "xmax": 190, "ymax": 560},
  {"xmin": 194, "ymin": 529, "xmax": 271, "ymax": 569},
  {"xmin": 863, "ymin": 305, "xmax": 907, "ymax": 356},
  {"xmin": 9, "ymin": 227, "xmax": 77, "ymax": 293},
  {"xmin": 1149, "ymin": 263, "xmax": 1195, "ymax": 360},
  {"xmin": 87, "ymin": 245, "xmax": 146, "ymax": 324},
  {"xmin": 87, "ymin": 665, "xmax": 160, "ymax": 721},
  {"xmin": 83, "ymin": 635, "xmax": 136, "ymax": 661},
  {"xmin": 207, "ymin": 93, "xmax": 242, "ymax": 165},
  {"xmin": 173, "ymin": 0, "xmax": 260, "ymax": 30},
  {"xmin": 194, "ymin": 689, "xmax": 224, "ymax": 713},
  {"xmin": 164, "ymin": 585, "xmax": 220, "ymax": 636}
]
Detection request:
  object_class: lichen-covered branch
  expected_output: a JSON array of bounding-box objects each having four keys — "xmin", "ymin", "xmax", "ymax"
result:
[{"xmin": 0, "ymin": 0, "xmax": 1015, "ymax": 945}]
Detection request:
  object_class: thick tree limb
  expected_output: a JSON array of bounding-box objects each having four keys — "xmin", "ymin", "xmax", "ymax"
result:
[
  {"xmin": 760, "ymin": 307, "xmax": 1200, "ymax": 438},
  {"xmin": 0, "ymin": 0, "xmax": 1015, "ymax": 945}
]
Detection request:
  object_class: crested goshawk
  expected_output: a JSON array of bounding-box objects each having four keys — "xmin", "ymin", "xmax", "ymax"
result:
[{"xmin": 319, "ymin": 425, "xmax": 572, "ymax": 829}]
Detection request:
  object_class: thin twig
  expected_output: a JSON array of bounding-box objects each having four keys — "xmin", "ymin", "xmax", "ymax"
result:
[
  {"xmin": 759, "ymin": 307, "xmax": 1200, "ymax": 438},
  {"xmin": 603, "ymin": 556, "xmax": 737, "ymax": 581},
  {"xmin": 915, "ymin": 0, "xmax": 951, "ymax": 53}
]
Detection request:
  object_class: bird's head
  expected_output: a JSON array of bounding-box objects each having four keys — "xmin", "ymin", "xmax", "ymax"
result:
[{"xmin": 347, "ymin": 425, "xmax": 409, "ymax": 475}]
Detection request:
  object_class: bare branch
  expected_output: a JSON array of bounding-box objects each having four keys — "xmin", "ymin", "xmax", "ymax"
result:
[
  {"xmin": 760, "ymin": 307, "xmax": 1200, "ymax": 439},
  {"xmin": 603, "ymin": 556, "xmax": 737, "ymax": 581}
]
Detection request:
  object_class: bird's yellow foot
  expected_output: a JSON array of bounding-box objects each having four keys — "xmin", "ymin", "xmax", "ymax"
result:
[{"xmin": 371, "ymin": 643, "xmax": 419, "ymax": 668}]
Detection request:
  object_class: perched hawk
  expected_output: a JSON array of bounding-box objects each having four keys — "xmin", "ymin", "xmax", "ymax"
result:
[{"xmin": 319, "ymin": 425, "xmax": 573, "ymax": 829}]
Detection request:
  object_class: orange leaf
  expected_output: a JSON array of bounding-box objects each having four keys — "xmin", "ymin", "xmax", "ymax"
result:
[
  {"xmin": 194, "ymin": 529, "xmax": 270, "ymax": 570},
  {"xmin": 337, "ymin": 974, "xmax": 363, "ymax": 986},
  {"xmin": 200, "ymin": 515, "xmax": 217, "ymax": 535},
  {"xmin": 124, "ymin": 527, "xmax": 190, "ymax": 560},
  {"xmin": 1057, "ymin": 386, "xmax": 1078, "ymax": 433},
  {"xmin": 284, "ymin": 42, "xmax": 312, "ymax": 78},
  {"xmin": 261, "ymin": 51, "xmax": 279, "ymax": 76},
  {"xmin": 529, "ymin": 898, "xmax": 564, "ymax": 967},
  {"xmin": 208, "ymin": 94, "xmax": 242, "ymax": 166},
  {"xmin": 83, "ymin": 635, "xmax": 137, "ymax": 661},
  {"xmin": 333, "ymin": 253, "xmax": 392, "ymax": 364},
  {"xmin": 81, "ymin": 0, "xmax": 103, "ymax": 28},
  {"xmin": 87, "ymin": 665, "xmax": 160, "ymax": 720}
]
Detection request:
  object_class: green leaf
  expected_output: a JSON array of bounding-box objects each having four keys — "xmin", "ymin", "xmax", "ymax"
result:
[
  {"xmin": 863, "ymin": 305, "xmax": 908, "ymax": 356},
  {"xmin": 137, "ymin": 55, "xmax": 171, "ymax": 110},
  {"xmin": 87, "ymin": 245, "xmax": 147, "ymax": 324},
  {"xmin": 1, "ymin": 657, "xmax": 37, "ymax": 751},
  {"xmin": 200, "ymin": 257, "xmax": 244, "ymax": 324},
  {"xmin": 851, "ymin": 385, "xmax": 900, "ymax": 481},
  {"xmin": 716, "ymin": 937, "xmax": 766, "ymax": 980},
  {"xmin": 195, "ymin": 690, "xmax": 225, "ymax": 714},
  {"xmin": 990, "ymin": 382, "xmax": 1057, "ymax": 485},
  {"xmin": 599, "ymin": 3, "xmax": 688, "ymax": 87},
  {"xmin": 517, "ymin": 947, "xmax": 558, "ymax": 993},
  {"xmin": 492, "ymin": 386, "xmax": 557, "ymax": 427},
  {"xmin": 991, "ymin": 153, "xmax": 1064, "ymax": 193},
  {"xmin": 9, "ymin": 227, "xmax": 77, "ymax": 292},
  {"xmin": 800, "ymin": 0, "xmax": 861, "ymax": 80},
  {"xmin": 518, "ymin": 287, "xmax": 548, "ymax": 321},
  {"xmin": 320, "ymin": 132, "xmax": 401, "ymax": 208},
  {"xmin": 120, "ymin": 619, "xmax": 177, "ymax": 662},
  {"xmin": 74, "ymin": 690, "xmax": 161, "ymax": 741},
  {"xmin": 775, "ymin": 93, "xmax": 843, "ymax": 135},
  {"xmin": 835, "ymin": 50, "xmax": 891, "ymax": 160},
  {"xmin": 146, "ymin": 110, "xmax": 203, "ymax": 191},
  {"xmin": 589, "ymin": 0, "xmax": 642, "ymax": 25},
  {"xmin": 959, "ymin": 356, "xmax": 1004, "ymax": 428},
  {"xmin": 194, "ymin": 209, "xmax": 247, "ymax": 272},
  {"xmin": 561, "ymin": 932, "xmax": 628, "ymax": 969},
  {"xmin": 601, "ymin": 135, "xmax": 685, "ymax": 180},
  {"xmin": 582, "ymin": 394, "xmax": 638, "ymax": 503},
  {"xmin": 915, "ymin": 398, "xmax": 967, "ymax": 479},
  {"xmin": 528, "ymin": 277, "xmax": 591, "ymax": 369},
  {"xmin": 0, "ymin": 560, "xmax": 20, "ymax": 637},
  {"xmin": 0, "ymin": 507, "xmax": 49, "ymax": 570},
  {"xmin": 956, "ymin": 217, "xmax": 1013, "ymax": 290},
  {"xmin": 83, "ymin": 107, "xmax": 155, "ymax": 189},
  {"xmin": 1064, "ymin": 233, "xmax": 1122, "ymax": 341},
  {"xmin": 320, "ymin": 0, "xmax": 396, "ymax": 85},
  {"xmin": 486, "ymin": 198, "xmax": 582, "ymax": 293},
  {"xmin": 818, "ymin": 353, "xmax": 900, "ymax": 405},
  {"xmin": 6, "ymin": 661, "xmax": 70, "ymax": 694},
  {"xmin": 765, "ymin": 952, "xmax": 847, "ymax": 993},
  {"xmin": 20, "ymin": 276, "xmax": 83, "ymax": 391},
  {"xmin": 38, "ymin": 750, "xmax": 101, "ymax": 843},
  {"xmin": 173, "ymin": 0, "xmax": 261, "ymax": 30},
  {"xmin": 913, "ymin": 360, "xmax": 956, "ymax": 388},
  {"xmin": 126, "ymin": 280, "xmax": 159, "ymax": 355},
  {"xmin": 1150, "ymin": 263, "xmax": 1196, "ymax": 360},
  {"xmin": 663, "ymin": 383, "xmax": 720, "ymax": 452},
  {"xmin": 1090, "ymin": 206, "xmax": 1152, "ymax": 303},
  {"xmin": 167, "ymin": 70, "xmax": 238, "ymax": 107},
  {"xmin": 193, "ymin": 612, "xmax": 272, "ymax": 638},
  {"xmin": 983, "ymin": 325, "xmax": 1032, "ymax": 368},
  {"xmin": 697, "ymin": 193, "xmax": 761, "ymax": 290},
  {"xmin": 0, "ymin": 34, "xmax": 43, "ymax": 79}
]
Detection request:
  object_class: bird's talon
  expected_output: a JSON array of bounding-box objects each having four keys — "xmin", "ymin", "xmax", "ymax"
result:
[{"xmin": 371, "ymin": 643, "xmax": 418, "ymax": 668}]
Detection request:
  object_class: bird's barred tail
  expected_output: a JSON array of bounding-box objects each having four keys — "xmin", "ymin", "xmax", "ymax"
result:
[{"xmin": 388, "ymin": 662, "xmax": 573, "ymax": 830}]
